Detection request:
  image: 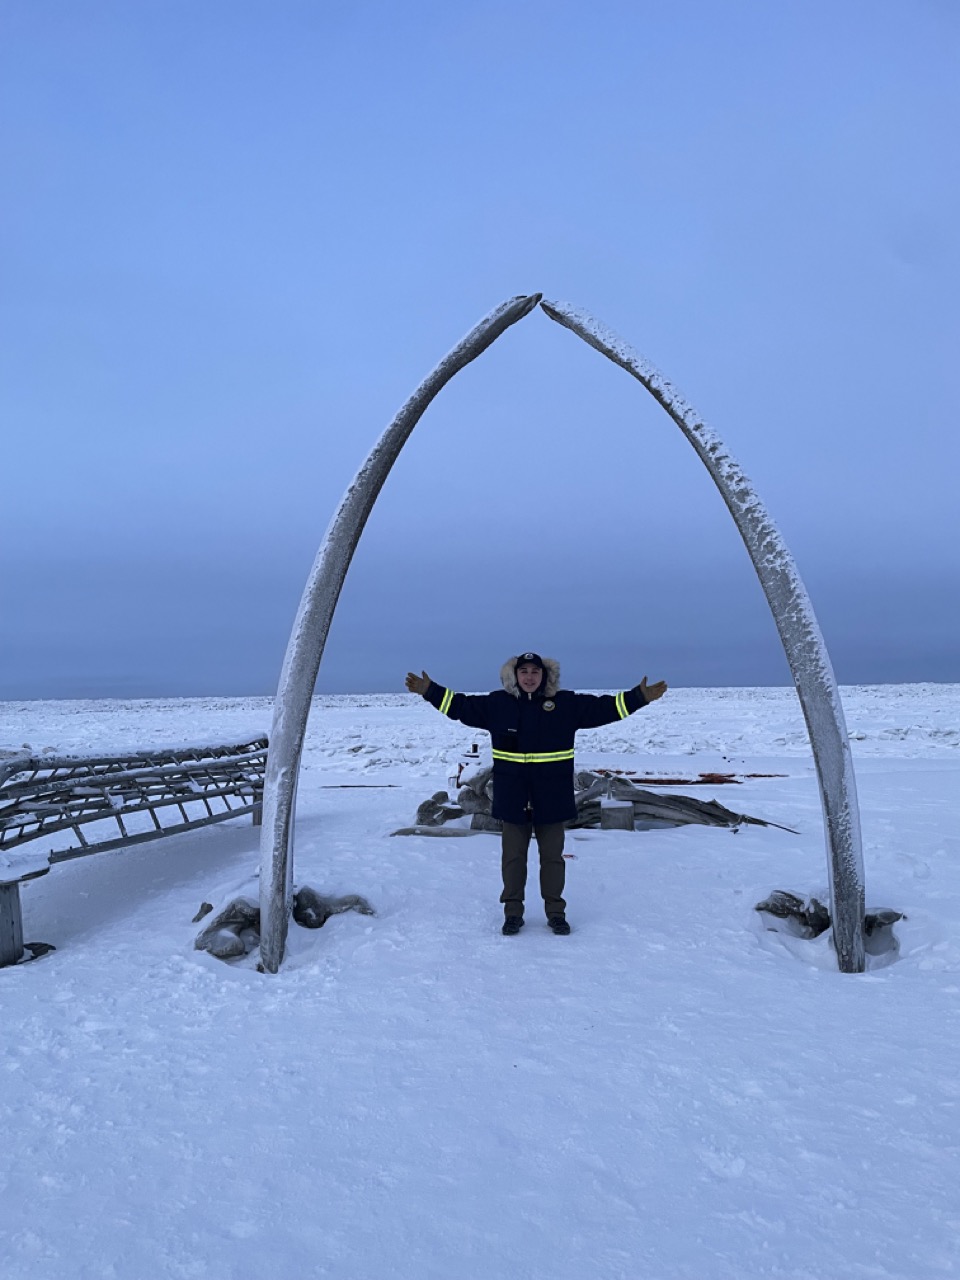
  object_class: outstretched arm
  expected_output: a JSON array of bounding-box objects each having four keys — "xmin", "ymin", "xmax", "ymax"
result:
[
  {"xmin": 575, "ymin": 675, "xmax": 668, "ymax": 729},
  {"xmin": 403, "ymin": 670, "xmax": 492, "ymax": 731}
]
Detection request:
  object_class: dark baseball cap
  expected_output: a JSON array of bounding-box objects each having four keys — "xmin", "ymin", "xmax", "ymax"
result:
[{"xmin": 515, "ymin": 652, "xmax": 544, "ymax": 670}]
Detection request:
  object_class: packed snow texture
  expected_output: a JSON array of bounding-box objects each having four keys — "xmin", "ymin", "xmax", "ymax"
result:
[{"xmin": 1, "ymin": 684, "xmax": 958, "ymax": 1279}]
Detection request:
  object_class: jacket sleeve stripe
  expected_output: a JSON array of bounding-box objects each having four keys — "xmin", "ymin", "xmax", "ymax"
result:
[
  {"xmin": 439, "ymin": 688, "xmax": 454, "ymax": 716},
  {"xmin": 491, "ymin": 749, "xmax": 575, "ymax": 764},
  {"xmin": 615, "ymin": 691, "xmax": 629, "ymax": 720}
]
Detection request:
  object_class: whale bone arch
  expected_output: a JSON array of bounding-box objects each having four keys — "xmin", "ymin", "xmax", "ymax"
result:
[{"xmin": 259, "ymin": 294, "xmax": 865, "ymax": 974}]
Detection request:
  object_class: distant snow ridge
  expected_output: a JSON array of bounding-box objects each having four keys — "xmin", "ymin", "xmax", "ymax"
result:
[{"xmin": 3, "ymin": 687, "xmax": 956, "ymax": 769}]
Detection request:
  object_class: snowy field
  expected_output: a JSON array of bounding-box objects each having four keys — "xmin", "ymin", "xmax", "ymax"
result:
[{"xmin": 2, "ymin": 684, "xmax": 959, "ymax": 1280}]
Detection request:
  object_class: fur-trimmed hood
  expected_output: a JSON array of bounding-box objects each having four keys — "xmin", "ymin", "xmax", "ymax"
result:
[{"xmin": 500, "ymin": 655, "xmax": 560, "ymax": 698}]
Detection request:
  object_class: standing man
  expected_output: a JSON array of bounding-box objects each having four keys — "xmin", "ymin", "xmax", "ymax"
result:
[{"xmin": 405, "ymin": 653, "xmax": 667, "ymax": 935}]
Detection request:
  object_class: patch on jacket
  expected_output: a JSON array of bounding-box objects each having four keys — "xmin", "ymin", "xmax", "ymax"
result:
[{"xmin": 543, "ymin": 699, "xmax": 556, "ymax": 711}]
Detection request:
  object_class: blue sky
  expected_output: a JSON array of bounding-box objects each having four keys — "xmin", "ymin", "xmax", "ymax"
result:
[{"xmin": 2, "ymin": 0, "xmax": 958, "ymax": 697}]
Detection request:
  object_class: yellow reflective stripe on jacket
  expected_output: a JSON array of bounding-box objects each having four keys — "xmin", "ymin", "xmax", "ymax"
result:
[
  {"xmin": 439, "ymin": 688, "xmax": 454, "ymax": 716},
  {"xmin": 491, "ymin": 749, "xmax": 575, "ymax": 764},
  {"xmin": 615, "ymin": 691, "xmax": 629, "ymax": 720}
]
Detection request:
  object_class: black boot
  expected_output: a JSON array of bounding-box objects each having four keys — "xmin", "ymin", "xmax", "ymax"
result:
[
  {"xmin": 547, "ymin": 915, "xmax": 571, "ymax": 935},
  {"xmin": 502, "ymin": 916, "xmax": 524, "ymax": 936}
]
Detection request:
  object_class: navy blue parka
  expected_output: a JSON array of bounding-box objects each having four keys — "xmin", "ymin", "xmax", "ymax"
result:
[{"xmin": 423, "ymin": 658, "xmax": 650, "ymax": 825}]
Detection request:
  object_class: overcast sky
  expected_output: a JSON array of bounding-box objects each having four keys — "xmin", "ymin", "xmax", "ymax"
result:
[{"xmin": 2, "ymin": 0, "xmax": 958, "ymax": 699}]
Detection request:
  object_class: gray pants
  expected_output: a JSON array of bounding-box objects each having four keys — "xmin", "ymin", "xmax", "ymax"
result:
[{"xmin": 500, "ymin": 821, "xmax": 566, "ymax": 919}]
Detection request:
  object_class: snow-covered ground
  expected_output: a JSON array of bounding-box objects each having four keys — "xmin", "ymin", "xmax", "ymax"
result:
[{"xmin": 2, "ymin": 684, "xmax": 958, "ymax": 1280}]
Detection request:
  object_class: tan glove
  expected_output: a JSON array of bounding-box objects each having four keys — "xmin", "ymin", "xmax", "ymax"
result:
[
  {"xmin": 405, "ymin": 670, "xmax": 432, "ymax": 696},
  {"xmin": 638, "ymin": 676, "xmax": 668, "ymax": 703}
]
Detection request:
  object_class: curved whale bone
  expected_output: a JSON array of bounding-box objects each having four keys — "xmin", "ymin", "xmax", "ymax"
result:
[
  {"xmin": 539, "ymin": 298, "xmax": 866, "ymax": 974},
  {"xmin": 259, "ymin": 294, "xmax": 542, "ymax": 972}
]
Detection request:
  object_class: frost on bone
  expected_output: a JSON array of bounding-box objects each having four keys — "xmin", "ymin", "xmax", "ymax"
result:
[
  {"xmin": 540, "ymin": 298, "xmax": 865, "ymax": 973},
  {"xmin": 258, "ymin": 294, "xmax": 542, "ymax": 972}
]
